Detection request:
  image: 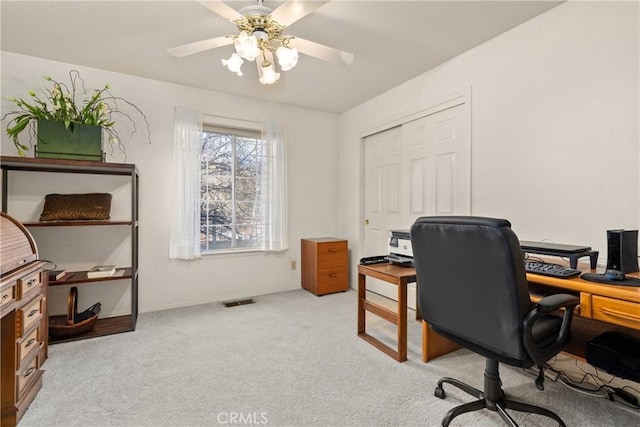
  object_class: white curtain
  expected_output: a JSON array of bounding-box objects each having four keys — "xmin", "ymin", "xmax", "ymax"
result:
[
  {"xmin": 169, "ymin": 107, "xmax": 202, "ymax": 260},
  {"xmin": 261, "ymin": 121, "xmax": 288, "ymax": 251}
]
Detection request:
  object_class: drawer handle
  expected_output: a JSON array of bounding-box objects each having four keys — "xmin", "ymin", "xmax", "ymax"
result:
[
  {"xmin": 27, "ymin": 278, "xmax": 37, "ymax": 287},
  {"xmin": 24, "ymin": 367, "xmax": 36, "ymax": 378},
  {"xmin": 329, "ymin": 248, "xmax": 337, "ymax": 252},
  {"xmin": 600, "ymin": 307, "xmax": 640, "ymax": 323},
  {"xmin": 26, "ymin": 338, "xmax": 37, "ymax": 348},
  {"xmin": 329, "ymin": 273, "xmax": 338, "ymax": 278},
  {"xmin": 1, "ymin": 294, "xmax": 8, "ymax": 302},
  {"xmin": 28, "ymin": 309, "xmax": 39, "ymax": 318}
]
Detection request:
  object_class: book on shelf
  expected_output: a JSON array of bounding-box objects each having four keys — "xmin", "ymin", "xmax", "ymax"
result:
[
  {"xmin": 48, "ymin": 269, "xmax": 66, "ymax": 281},
  {"xmin": 87, "ymin": 265, "xmax": 117, "ymax": 279}
]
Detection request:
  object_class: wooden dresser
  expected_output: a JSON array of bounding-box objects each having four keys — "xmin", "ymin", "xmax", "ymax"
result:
[
  {"xmin": 301, "ymin": 237, "xmax": 349, "ymax": 296},
  {"xmin": 1, "ymin": 213, "xmax": 47, "ymax": 427}
]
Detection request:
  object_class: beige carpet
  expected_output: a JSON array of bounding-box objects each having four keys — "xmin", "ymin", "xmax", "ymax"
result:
[{"xmin": 19, "ymin": 289, "xmax": 639, "ymax": 426}]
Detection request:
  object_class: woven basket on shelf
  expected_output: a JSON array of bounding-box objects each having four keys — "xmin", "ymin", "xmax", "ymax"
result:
[{"xmin": 49, "ymin": 286, "xmax": 101, "ymax": 338}]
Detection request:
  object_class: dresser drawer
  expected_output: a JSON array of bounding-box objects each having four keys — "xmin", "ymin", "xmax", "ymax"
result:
[
  {"xmin": 16, "ymin": 354, "xmax": 40, "ymax": 400},
  {"xmin": 591, "ymin": 295, "xmax": 640, "ymax": 329},
  {"xmin": 17, "ymin": 326, "xmax": 42, "ymax": 367},
  {"xmin": 1, "ymin": 281, "xmax": 17, "ymax": 315},
  {"xmin": 19, "ymin": 271, "xmax": 42, "ymax": 298},
  {"xmin": 317, "ymin": 241, "xmax": 348, "ymax": 269},
  {"xmin": 317, "ymin": 267, "xmax": 348, "ymax": 295},
  {"xmin": 18, "ymin": 295, "xmax": 44, "ymax": 337}
]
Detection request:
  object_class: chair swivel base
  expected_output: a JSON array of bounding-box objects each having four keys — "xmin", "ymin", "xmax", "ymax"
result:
[{"xmin": 434, "ymin": 360, "xmax": 566, "ymax": 427}]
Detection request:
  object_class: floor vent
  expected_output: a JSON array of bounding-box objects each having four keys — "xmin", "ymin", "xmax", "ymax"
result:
[{"xmin": 223, "ymin": 298, "xmax": 255, "ymax": 308}]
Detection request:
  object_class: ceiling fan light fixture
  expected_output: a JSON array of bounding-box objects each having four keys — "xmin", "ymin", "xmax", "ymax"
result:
[
  {"xmin": 234, "ymin": 31, "xmax": 260, "ymax": 61},
  {"xmin": 222, "ymin": 53, "xmax": 244, "ymax": 76},
  {"xmin": 168, "ymin": 0, "xmax": 355, "ymax": 86},
  {"xmin": 276, "ymin": 45, "xmax": 298, "ymax": 71}
]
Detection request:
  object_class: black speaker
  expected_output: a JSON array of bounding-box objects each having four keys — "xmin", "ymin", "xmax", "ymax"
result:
[{"xmin": 607, "ymin": 229, "xmax": 639, "ymax": 274}]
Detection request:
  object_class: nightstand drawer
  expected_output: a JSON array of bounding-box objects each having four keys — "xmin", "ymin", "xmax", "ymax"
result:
[
  {"xmin": 317, "ymin": 241, "xmax": 348, "ymax": 269},
  {"xmin": 591, "ymin": 295, "xmax": 640, "ymax": 329},
  {"xmin": 18, "ymin": 295, "xmax": 44, "ymax": 337},
  {"xmin": 317, "ymin": 267, "xmax": 348, "ymax": 295}
]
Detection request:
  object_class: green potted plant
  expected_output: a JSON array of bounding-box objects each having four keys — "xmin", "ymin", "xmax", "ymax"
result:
[{"xmin": 2, "ymin": 70, "xmax": 150, "ymax": 161}]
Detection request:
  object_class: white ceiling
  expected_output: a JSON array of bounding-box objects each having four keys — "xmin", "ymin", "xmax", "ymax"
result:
[{"xmin": 1, "ymin": 0, "xmax": 563, "ymax": 114}]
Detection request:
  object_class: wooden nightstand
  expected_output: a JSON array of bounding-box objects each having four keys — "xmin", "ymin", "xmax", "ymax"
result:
[{"xmin": 301, "ymin": 238, "xmax": 348, "ymax": 296}]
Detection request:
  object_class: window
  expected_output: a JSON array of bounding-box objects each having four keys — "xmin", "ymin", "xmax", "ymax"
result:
[
  {"xmin": 170, "ymin": 113, "xmax": 287, "ymax": 260},
  {"xmin": 200, "ymin": 125, "xmax": 273, "ymax": 253}
]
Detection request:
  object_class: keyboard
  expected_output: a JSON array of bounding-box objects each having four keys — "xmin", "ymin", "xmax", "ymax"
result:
[{"xmin": 524, "ymin": 261, "xmax": 581, "ymax": 278}]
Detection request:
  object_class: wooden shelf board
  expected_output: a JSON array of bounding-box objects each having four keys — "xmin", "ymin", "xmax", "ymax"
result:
[
  {"xmin": 49, "ymin": 315, "xmax": 134, "ymax": 344},
  {"xmin": 49, "ymin": 267, "xmax": 132, "ymax": 286},
  {"xmin": 24, "ymin": 220, "xmax": 132, "ymax": 227},
  {"xmin": 0, "ymin": 156, "xmax": 136, "ymax": 175}
]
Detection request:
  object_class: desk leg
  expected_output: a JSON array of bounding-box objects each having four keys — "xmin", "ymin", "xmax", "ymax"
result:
[
  {"xmin": 422, "ymin": 321, "xmax": 428, "ymax": 363},
  {"xmin": 397, "ymin": 278, "xmax": 408, "ymax": 362},
  {"xmin": 422, "ymin": 320, "xmax": 461, "ymax": 363},
  {"xmin": 357, "ymin": 273, "xmax": 366, "ymax": 335},
  {"xmin": 415, "ymin": 282, "xmax": 421, "ymax": 321}
]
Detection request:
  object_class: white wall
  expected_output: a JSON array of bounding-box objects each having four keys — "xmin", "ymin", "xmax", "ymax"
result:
[
  {"xmin": 338, "ymin": 1, "xmax": 639, "ymax": 278},
  {"xmin": 2, "ymin": 1, "xmax": 638, "ymax": 314},
  {"xmin": 1, "ymin": 52, "xmax": 340, "ymax": 313}
]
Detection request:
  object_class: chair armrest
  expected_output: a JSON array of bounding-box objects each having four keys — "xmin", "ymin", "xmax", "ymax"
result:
[
  {"xmin": 536, "ymin": 293, "xmax": 580, "ymax": 312},
  {"xmin": 523, "ymin": 293, "xmax": 579, "ymax": 366}
]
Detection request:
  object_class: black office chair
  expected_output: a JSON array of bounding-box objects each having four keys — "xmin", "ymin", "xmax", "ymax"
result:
[{"xmin": 410, "ymin": 216, "xmax": 579, "ymax": 427}]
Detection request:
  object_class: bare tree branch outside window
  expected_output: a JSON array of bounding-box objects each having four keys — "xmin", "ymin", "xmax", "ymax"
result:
[{"xmin": 201, "ymin": 129, "xmax": 264, "ymax": 252}]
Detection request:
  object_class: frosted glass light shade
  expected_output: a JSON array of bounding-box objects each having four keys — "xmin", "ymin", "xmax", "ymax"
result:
[
  {"xmin": 276, "ymin": 46, "xmax": 298, "ymax": 71},
  {"xmin": 222, "ymin": 53, "xmax": 244, "ymax": 76},
  {"xmin": 234, "ymin": 32, "xmax": 260, "ymax": 61},
  {"xmin": 259, "ymin": 63, "xmax": 280, "ymax": 85}
]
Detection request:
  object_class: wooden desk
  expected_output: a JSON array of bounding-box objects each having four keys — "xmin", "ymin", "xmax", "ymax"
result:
[
  {"xmin": 527, "ymin": 268, "xmax": 640, "ymax": 360},
  {"xmin": 358, "ymin": 262, "xmax": 640, "ymax": 364},
  {"xmin": 357, "ymin": 263, "xmax": 458, "ymax": 362}
]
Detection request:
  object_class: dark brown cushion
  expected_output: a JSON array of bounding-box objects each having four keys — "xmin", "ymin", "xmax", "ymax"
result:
[{"xmin": 40, "ymin": 193, "xmax": 112, "ymax": 221}]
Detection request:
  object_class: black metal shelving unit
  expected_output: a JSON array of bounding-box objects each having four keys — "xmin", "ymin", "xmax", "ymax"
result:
[{"xmin": 1, "ymin": 156, "xmax": 139, "ymax": 343}]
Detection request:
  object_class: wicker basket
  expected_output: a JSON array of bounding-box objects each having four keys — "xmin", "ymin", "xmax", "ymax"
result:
[{"xmin": 49, "ymin": 287, "xmax": 101, "ymax": 339}]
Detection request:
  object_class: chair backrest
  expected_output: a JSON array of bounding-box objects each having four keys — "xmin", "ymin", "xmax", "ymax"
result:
[{"xmin": 410, "ymin": 216, "xmax": 533, "ymax": 362}]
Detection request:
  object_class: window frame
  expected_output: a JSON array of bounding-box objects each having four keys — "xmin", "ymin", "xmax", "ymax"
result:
[{"xmin": 200, "ymin": 123, "xmax": 265, "ymax": 255}]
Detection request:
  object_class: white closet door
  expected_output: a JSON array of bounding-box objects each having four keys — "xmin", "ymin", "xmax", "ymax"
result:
[
  {"xmin": 363, "ymin": 103, "xmax": 470, "ymax": 308},
  {"xmin": 405, "ymin": 103, "xmax": 470, "ymax": 225}
]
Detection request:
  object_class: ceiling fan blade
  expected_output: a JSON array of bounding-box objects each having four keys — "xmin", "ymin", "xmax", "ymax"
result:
[
  {"xmin": 167, "ymin": 36, "xmax": 233, "ymax": 57},
  {"xmin": 271, "ymin": 1, "xmax": 330, "ymax": 27},
  {"xmin": 196, "ymin": 1, "xmax": 243, "ymax": 21},
  {"xmin": 291, "ymin": 37, "xmax": 354, "ymax": 66}
]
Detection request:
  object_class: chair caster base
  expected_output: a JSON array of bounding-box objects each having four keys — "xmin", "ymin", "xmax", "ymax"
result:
[{"xmin": 434, "ymin": 361, "xmax": 566, "ymax": 427}]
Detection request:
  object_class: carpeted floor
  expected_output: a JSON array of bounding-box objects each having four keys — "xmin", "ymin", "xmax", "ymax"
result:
[{"xmin": 19, "ymin": 289, "xmax": 640, "ymax": 426}]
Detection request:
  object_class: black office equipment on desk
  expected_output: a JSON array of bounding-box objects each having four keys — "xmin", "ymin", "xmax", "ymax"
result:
[
  {"xmin": 580, "ymin": 272, "xmax": 640, "ymax": 287},
  {"xmin": 519, "ymin": 240, "xmax": 599, "ymax": 269},
  {"xmin": 606, "ymin": 229, "xmax": 639, "ymax": 273},
  {"xmin": 359, "ymin": 255, "xmax": 388, "ymax": 265},
  {"xmin": 586, "ymin": 332, "xmax": 640, "ymax": 384},
  {"xmin": 524, "ymin": 261, "xmax": 582, "ymax": 278}
]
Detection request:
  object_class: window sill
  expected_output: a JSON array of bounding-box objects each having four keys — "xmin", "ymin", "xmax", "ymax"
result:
[{"xmin": 202, "ymin": 248, "xmax": 264, "ymax": 256}]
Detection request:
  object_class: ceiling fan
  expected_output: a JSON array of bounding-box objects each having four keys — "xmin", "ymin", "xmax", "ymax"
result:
[{"xmin": 167, "ymin": 0, "xmax": 354, "ymax": 85}]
